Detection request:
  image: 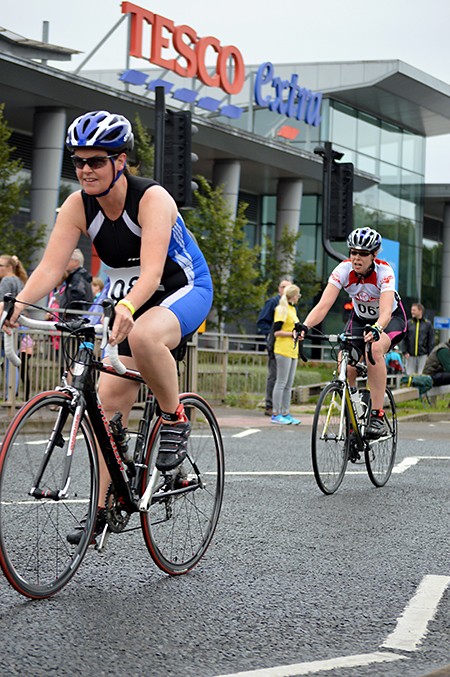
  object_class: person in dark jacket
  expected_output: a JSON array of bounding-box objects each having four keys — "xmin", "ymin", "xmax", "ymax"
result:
[
  {"xmin": 257, "ymin": 278, "xmax": 291, "ymax": 416},
  {"xmin": 61, "ymin": 248, "xmax": 93, "ymax": 316},
  {"xmin": 403, "ymin": 303, "xmax": 434, "ymax": 375},
  {"xmin": 423, "ymin": 339, "xmax": 450, "ymax": 386}
]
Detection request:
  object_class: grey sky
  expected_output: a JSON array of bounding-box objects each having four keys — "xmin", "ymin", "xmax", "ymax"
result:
[{"xmin": 3, "ymin": 0, "xmax": 450, "ymax": 181}]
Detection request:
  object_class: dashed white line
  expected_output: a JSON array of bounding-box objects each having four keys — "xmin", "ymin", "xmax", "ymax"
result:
[
  {"xmin": 382, "ymin": 575, "xmax": 450, "ymax": 652},
  {"xmin": 233, "ymin": 429, "xmax": 261, "ymax": 438},
  {"xmin": 213, "ymin": 575, "xmax": 450, "ymax": 676}
]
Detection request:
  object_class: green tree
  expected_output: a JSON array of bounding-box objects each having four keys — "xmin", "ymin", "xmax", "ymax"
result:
[
  {"xmin": 262, "ymin": 227, "xmax": 321, "ymax": 317},
  {"xmin": 0, "ymin": 104, "xmax": 46, "ymax": 269},
  {"xmin": 132, "ymin": 114, "xmax": 154, "ymax": 178},
  {"xmin": 184, "ymin": 176, "xmax": 267, "ymax": 330}
]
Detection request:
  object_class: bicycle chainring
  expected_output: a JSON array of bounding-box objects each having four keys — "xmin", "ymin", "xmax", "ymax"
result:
[{"xmin": 105, "ymin": 485, "xmax": 131, "ymax": 533}]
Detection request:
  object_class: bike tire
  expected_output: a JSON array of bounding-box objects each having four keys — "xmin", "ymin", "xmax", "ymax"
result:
[
  {"xmin": 311, "ymin": 382, "xmax": 350, "ymax": 495},
  {"xmin": 0, "ymin": 391, "xmax": 99, "ymax": 599},
  {"xmin": 365, "ymin": 387, "xmax": 397, "ymax": 487},
  {"xmin": 141, "ymin": 393, "xmax": 225, "ymax": 575}
]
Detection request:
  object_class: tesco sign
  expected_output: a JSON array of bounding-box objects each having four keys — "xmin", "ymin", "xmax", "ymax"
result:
[{"xmin": 121, "ymin": 2, "xmax": 245, "ymax": 95}]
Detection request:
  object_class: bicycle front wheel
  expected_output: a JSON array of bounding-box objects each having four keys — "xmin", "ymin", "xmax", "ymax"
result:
[
  {"xmin": 365, "ymin": 387, "xmax": 397, "ymax": 487},
  {"xmin": 141, "ymin": 393, "xmax": 225, "ymax": 575},
  {"xmin": 0, "ymin": 392, "xmax": 99, "ymax": 599},
  {"xmin": 311, "ymin": 382, "xmax": 350, "ymax": 495}
]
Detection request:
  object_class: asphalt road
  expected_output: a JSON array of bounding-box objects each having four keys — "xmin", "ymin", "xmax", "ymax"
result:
[{"xmin": 0, "ymin": 414, "xmax": 448, "ymax": 677}]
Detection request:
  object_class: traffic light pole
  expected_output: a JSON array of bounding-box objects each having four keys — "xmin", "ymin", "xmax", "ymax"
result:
[
  {"xmin": 314, "ymin": 142, "xmax": 346, "ymax": 263},
  {"xmin": 154, "ymin": 86, "xmax": 165, "ymax": 184}
]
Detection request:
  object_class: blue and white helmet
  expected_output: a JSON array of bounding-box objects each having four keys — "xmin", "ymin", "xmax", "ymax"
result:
[
  {"xmin": 66, "ymin": 111, "xmax": 134, "ymax": 153},
  {"xmin": 347, "ymin": 227, "xmax": 382, "ymax": 253}
]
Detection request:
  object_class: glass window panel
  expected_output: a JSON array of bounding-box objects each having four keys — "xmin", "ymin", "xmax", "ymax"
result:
[
  {"xmin": 402, "ymin": 132, "xmax": 425, "ymax": 174},
  {"xmin": 355, "ymin": 153, "xmax": 378, "ymax": 175},
  {"xmin": 380, "ymin": 121, "xmax": 402, "ymax": 165},
  {"xmin": 378, "ymin": 162, "xmax": 401, "ymax": 214},
  {"xmin": 300, "ymin": 195, "xmax": 319, "ymax": 224},
  {"xmin": 400, "ymin": 170, "xmax": 424, "ymax": 220},
  {"xmin": 297, "ymin": 223, "xmax": 317, "ymax": 263},
  {"xmin": 330, "ymin": 103, "xmax": 357, "ymax": 152},
  {"xmin": 261, "ymin": 195, "xmax": 276, "ymax": 225},
  {"xmin": 354, "ymin": 185, "xmax": 379, "ymax": 211},
  {"xmin": 357, "ymin": 113, "xmax": 380, "ymax": 158}
]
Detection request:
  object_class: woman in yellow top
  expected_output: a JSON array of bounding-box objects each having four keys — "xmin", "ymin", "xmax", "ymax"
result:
[{"xmin": 271, "ymin": 284, "xmax": 301, "ymax": 425}]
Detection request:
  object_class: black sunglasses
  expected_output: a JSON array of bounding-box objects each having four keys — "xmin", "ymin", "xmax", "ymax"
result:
[
  {"xmin": 349, "ymin": 249, "xmax": 371, "ymax": 257},
  {"xmin": 71, "ymin": 154, "xmax": 118, "ymax": 170}
]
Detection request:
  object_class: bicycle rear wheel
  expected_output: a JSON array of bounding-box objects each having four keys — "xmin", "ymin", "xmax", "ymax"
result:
[
  {"xmin": 365, "ymin": 387, "xmax": 397, "ymax": 487},
  {"xmin": 141, "ymin": 393, "xmax": 224, "ymax": 575},
  {"xmin": 311, "ymin": 382, "xmax": 350, "ymax": 495},
  {"xmin": 0, "ymin": 392, "xmax": 98, "ymax": 598}
]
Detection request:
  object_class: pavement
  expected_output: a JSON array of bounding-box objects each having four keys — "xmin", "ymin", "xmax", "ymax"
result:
[
  {"xmin": 213, "ymin": 404, "xmax": 313, "ymax": 428},
  {"xmin": 211, "ymin": 403, "xmax": 450, "ymax": 429}
]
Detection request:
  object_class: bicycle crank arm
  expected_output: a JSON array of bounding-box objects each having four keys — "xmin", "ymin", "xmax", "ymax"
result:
[{"xmin": 95, "ymin": 525, "xmax": 111, "ymax": 553}]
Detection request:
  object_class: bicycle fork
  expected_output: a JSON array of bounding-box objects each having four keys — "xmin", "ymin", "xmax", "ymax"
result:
[{"xmin": 29, "ymin": 398, "xmax": 81, "ymax": 501}]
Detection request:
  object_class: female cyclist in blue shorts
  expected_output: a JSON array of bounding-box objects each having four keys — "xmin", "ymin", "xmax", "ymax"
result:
[{"xmin": 2, "ymin": 110, "xmax": 213, "ymax": 541}]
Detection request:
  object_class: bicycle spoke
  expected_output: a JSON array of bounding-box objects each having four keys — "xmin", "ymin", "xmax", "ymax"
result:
[
  {"xmin": 0, "ymin": 393, "xmax": 98, "ymax": 598},
  {"xmin": 365, "ymin": 388, "xmax": 397, "ymax": 487},
  {"xmin": 141, "ymin": 394, "xmax": 224, "ymax": 574}
]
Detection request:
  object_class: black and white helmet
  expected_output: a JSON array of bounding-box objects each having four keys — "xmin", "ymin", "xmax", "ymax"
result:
[{"xmin": 347, "ymin": 227, "xmax": 382, "ymax": 253}]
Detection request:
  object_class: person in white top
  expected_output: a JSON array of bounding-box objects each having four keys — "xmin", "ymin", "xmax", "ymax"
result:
[{"xmin": 298, "ymin": 227, "xmax": 407, "ymax": 438}]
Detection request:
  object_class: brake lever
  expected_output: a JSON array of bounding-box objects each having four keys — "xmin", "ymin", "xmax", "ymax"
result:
[{"xmin": 363, "ymin": 324, "xmax": 376, "ymax": 366}]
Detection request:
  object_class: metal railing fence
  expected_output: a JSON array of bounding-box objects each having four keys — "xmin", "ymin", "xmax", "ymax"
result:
[{"xmin": 0, "ymin": 328, "xmax": 335, "ymax": 431}]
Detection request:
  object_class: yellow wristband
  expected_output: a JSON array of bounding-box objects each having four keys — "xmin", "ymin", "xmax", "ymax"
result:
[{"xmin": 117, "ymin": 299, "xmax": 136, "ymax": 316}]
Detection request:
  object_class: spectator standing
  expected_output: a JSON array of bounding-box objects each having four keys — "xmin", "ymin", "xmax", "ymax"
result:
[
  {"xmin": 60, "ymin": 248, "xmax": 93, "ymax": 316},
  {"xmin": 91, "ymin": 276, "xmax": 105, "ymax": 302},
  {"xmin": 257, "ymin": 278, "xmax": 291, "ymax": 416},
  {"xmin": 403, "ymin": 303, "xmax": 434, "ymax": 375},
  {"xmin": 0, "ymin": 254, "xmax": 27, "ymax": 299},
  {"xmin": 271, "ymin": 284, "xmax": 302, "ymax": 425},
  {"xmin": 423, "ymin": 339, "xmax": 450, "ymax": 386},
  {"xmin": 0, "ymin": 254, "xmax": 32, "ymax": 398},
  {"xmin": 46, "ymin": 275, "xmax": 67, "ymax": 355}
]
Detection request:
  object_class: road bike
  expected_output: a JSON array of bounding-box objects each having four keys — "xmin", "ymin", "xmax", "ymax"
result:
[
  {"xmin": 0, "ymin": 296, "xmax": 224, "ymax": 599},
  {"xmin": 300, "ymin": 331, "xmax": 397, "ymax": 495}
]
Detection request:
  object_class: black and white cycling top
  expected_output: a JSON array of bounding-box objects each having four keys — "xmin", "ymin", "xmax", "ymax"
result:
[{"xmin": 328, "ymin": 258, "xmax": 398, "ymax": 321}]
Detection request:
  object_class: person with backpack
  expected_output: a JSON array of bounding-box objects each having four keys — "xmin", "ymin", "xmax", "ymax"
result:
[
  {"xmin": 60, "ymin": 248, "xmax": 93, "ymax": 316},
  {"xmin": 385, "ymin": 345, "xmax": 404, "ymax": 374}
]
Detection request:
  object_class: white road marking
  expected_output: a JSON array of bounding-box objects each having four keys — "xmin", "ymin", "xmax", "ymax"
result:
[
  {"xmin": 213, "ymin": 650, "xmax": 404, "ymax": 676},
  {"xmin": 393, "ymin": 456, "xmax": 450, "ymax": 473},
  {"xmin": 382, "ymin": 575, "xmax": 450, "ymax": 651},
  {"xmin": 225, "ymin": 471, "xmax": 368, "ymax": 476},
  {"xmin": 213, "ymin": 575, "xmax": 450, "ymax": 676},
  {"xmin": 233, "ymin": 429, "xmax": 261, "ymax": 438},
  {"xmin": 393, "ymin": 457, "xmax": 420, "ymax": 473}
]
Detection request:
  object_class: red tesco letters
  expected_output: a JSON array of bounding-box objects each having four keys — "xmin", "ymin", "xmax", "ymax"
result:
[{"xmin": 121, "ymin": 2, "xmax": 245, "ymax": 95}]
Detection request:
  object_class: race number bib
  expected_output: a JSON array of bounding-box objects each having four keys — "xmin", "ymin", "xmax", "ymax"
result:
[
  {"xmin": 354, "ymin": 300, "xmax": 379, "ymax": 319},
  {"xmin": 107, "ymin": 266, "xmax": 140, "ymax": 302}
]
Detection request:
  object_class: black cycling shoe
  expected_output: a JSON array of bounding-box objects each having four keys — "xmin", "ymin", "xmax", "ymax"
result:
[
  {"xmin": 67, "ymin": 508, "xmax": 107, "ymax": 546},
  {"xmin": 366, "ymin": 413, "xmax": 388, "ymax": 439},
  {"xmin": 156, "ymin": 420, "xmax": 191, "ymax": 471}
]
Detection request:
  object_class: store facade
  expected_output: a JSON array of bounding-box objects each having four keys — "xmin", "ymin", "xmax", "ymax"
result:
[{"xmin": 1, "ymin": 8, "xmax": 450, "ymax": 331}]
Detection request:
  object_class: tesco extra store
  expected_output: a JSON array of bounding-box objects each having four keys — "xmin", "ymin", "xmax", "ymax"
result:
[{"xmin": 1, "ymin": 4, "xmax": 450, "ymax": 333}]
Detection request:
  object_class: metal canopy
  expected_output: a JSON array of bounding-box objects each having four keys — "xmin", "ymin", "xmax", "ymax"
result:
[
  {"xmin": 0, "ymin": 26, "xmax": 79, "ymax": 61},
  {"xmin": 0, "ymin": 52, "xmax": 375, "ymax": 195},
  {"xmin": 289, "ymin": 60, "xmax": 450, "ymax": 137}
]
